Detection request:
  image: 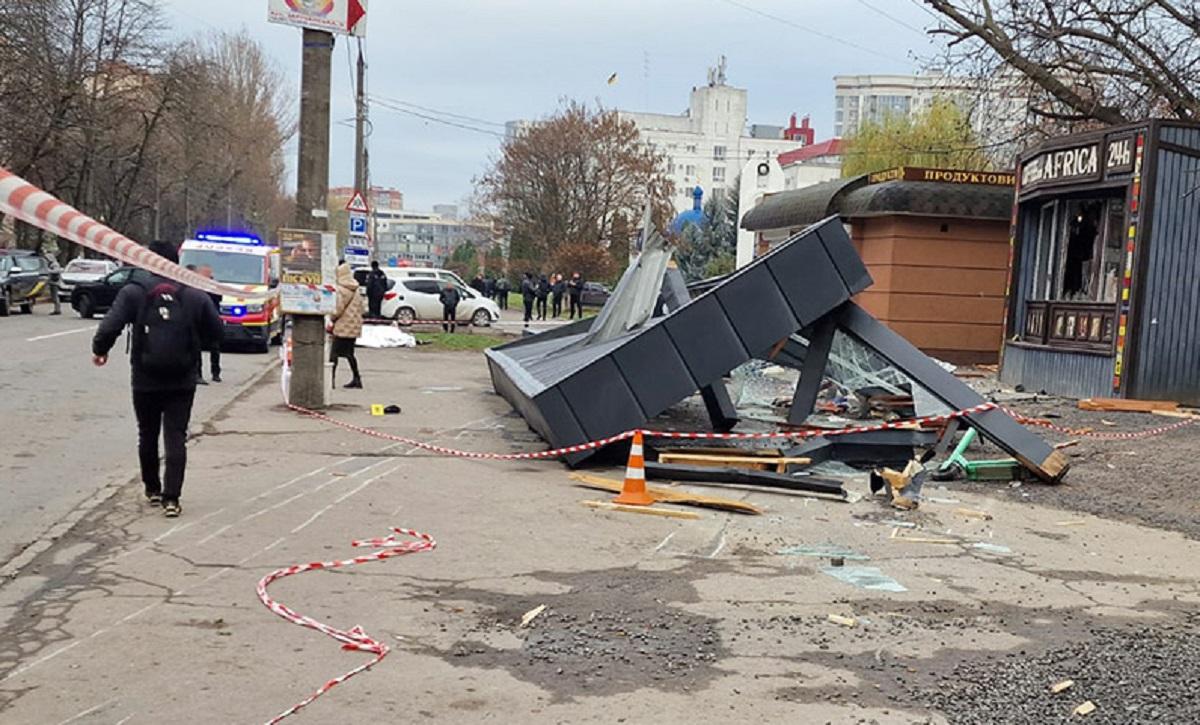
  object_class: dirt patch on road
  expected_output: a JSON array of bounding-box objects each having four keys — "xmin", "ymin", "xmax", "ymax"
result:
[{"xmin": 429, "ymin": 565, "xmax": 726, "ymax": 700}]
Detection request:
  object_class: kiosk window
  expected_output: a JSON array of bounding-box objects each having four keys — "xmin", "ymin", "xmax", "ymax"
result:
[{"xmin": 1031, "ymin": 197, "xmax": 1125, "ymax": 303}]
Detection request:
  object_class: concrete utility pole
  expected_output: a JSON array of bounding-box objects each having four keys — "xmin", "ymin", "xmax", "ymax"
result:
[
  {"xmin": 354, "ymin": 42, "xmax": 367, "ymax": 194},
  {"xmin": 289, "ymin": 28, "xmax": 333, "ymax": 410}
]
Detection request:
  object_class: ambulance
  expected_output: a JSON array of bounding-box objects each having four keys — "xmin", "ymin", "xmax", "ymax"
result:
[{"xmin": 179, "ymin": 232, "xmax": 282, "ymax": 353}]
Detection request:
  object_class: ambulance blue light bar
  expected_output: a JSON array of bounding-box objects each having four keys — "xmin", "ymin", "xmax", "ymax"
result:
[{"xmin": 196, "ymin": 231, "xmax": 264, "ymax": 246}]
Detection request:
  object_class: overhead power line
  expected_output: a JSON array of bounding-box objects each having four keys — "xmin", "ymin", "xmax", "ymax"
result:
[
  {"xmin": 712, "ymin": 0, "xmax": 911, "ymax": 64},
  {"xmin": 368, "ymin": 93, "xmax": 507, "ymax": 129},
  {"xmin": 370, "ymin": 96, "xmax": 505, "ymax": 138},
  {"xmin": 853, "ymin": 0, "xmax": 929, "ymax": 36}
]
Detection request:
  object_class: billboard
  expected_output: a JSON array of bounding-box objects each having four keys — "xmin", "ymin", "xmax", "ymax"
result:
[
  {"xmin": 267, "ymin": 0, "xmax": 367, "ymax": 37},
  {"xmin": 278, "ymin": 228, "xmax": 337, "ymax": 315}
]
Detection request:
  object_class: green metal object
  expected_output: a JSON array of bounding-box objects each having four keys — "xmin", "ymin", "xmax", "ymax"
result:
[{"xmin": 936, "ymin": 428, "xmax": 1026, "ymax": 482}]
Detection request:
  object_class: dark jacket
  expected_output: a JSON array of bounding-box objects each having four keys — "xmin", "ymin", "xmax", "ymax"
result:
[
  {"xmin": 438, "ymin": 286, "xmax": 462, "ymax": 309},
  {"xmin": 552, "ymin": 280, "xmax": 566, "ymax": 299},
  {"xmin": 536, "ymin": 277, "xmax": 551, "ymax": 300},
  {"xmin": 365, "ymin": 269, "xmax": 389, "ymax": 300},
  {"xmin": 521, "ymin": 277, "xmax": 536, "ymax": 301},
  {"xmin": 567, "ymin": 277, "xmax": 584, "ymax": 298},
  {"xmin": 92, "ymin": 272, "xmax": 223, "ymax": 392}
]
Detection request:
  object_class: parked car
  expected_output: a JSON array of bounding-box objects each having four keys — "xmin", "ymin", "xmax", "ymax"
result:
[
  {"xmin": 381, "ymin": 278, "xmax": 500, "ymax": 327},
  {"xmin": 580, "ymin": 281, "xmax": 611, "ymax": 307},
  {"xmin": 381, "ymin": 266, "xmax": 470, "ymax": 290},
  {"xmin": 71, "ymin": 266, "xmax": 148, "ymax": 318},
  {"xmin": 0, "ymin": 250, "xmax": 50, "ymax": 316},
  {"xmin": 59, "ymin": 258, "xmax": 118, "ymax": 301}
]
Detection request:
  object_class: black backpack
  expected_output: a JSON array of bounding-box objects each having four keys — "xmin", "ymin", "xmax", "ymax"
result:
[{"xmin": 136, "ymin": 283, "xmax": 197, "ymax": 378}]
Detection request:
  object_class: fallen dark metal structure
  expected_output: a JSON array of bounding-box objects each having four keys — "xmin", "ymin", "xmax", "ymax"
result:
[
  {"xmin": 644, "ymin": 462, "xmax": 847, "ymax": 497},
  {"xmin": 486, "ymin": 217, "xmax": 1069, "ymax": 482}
]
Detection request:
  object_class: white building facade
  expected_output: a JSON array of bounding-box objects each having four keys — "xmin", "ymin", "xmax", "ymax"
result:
[{"xmin": 619, "ymin": 59, "xmax": 809, "ymax": 214}]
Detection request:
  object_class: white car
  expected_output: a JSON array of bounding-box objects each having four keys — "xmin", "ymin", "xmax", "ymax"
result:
[
  {"xmin": 381, "ymin": 278, "xmax": 500, "ymax": 327},
  {"xmin": 59, "ymin": 258, "xmax": 117, "ymax": 300}
]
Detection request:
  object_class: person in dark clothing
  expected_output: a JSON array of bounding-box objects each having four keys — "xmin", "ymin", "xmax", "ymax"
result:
[
  {"xmin": 484, "ymin": 277, "xmax": 495, "ymax": 301},
  {"xmin": 551, "ymin": 273, "xmax": 566, "ymax": 318},
  {"xmin": 567, "ymin": 272, "xmax": 584, "ymax": 320},
  {"xmin": 495, "ymin": 277, "xmax": 510, "ymax": 310},
  {"xmin": 92, "ymin": 241, "xmax": 223, "ymax": 518},
  {"xmin": 470, "ymin": 274, "xmax": 485, "ymax": 295},
  {"xmin": 520, "ymin": 272, "xmax": 536, "ymax": 326},
  {"xmin": 535, "ymin": 274, "xmax": 550, "ymax": 320},
  {"xmin": 365, "ymin": 261, "xmax": 388, "ymax": 319},
  {"xmin": 187, "ymin": 265, "xmax": 223, "ymax": 383},
  {"xmin": 439, "ymin": 283, "xmax": 462, "ymax": 333}
]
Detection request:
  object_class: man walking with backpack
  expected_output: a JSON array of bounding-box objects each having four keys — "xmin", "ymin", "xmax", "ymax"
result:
[{"xmin": 92, "ymin": 241, "xmax": 223, "ymax": 518}]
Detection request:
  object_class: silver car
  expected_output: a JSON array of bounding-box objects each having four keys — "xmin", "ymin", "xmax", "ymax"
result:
[{"xmin": 59, "ymin": 258, "xmax": 118, "ymax": 301}]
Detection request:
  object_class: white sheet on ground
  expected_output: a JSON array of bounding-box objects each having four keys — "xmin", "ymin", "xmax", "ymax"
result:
[{"xmin": 357, "ymin": 325, "xmax": 417, "ymax": 348}]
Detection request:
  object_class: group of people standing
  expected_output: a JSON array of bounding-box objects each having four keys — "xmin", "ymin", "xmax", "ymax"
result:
[
  {"xmin": 519, "ymin": 271, "xmax": 584, "ymax": 326},
  {"xmin": 467, "ymin": 274, "xmax": 510, "ymax": 310}
]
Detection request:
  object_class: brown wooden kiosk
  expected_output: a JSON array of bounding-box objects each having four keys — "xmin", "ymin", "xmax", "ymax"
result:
[
  {"xmin": 1000, "ymin": 120, "xmax": 1200, "ymax": 403},
  {"xmin": 740, "ymin": 167, "xmax": 1015, "ymax": 364}
]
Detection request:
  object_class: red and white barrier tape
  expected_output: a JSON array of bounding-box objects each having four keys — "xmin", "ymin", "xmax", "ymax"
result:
[
  {"xmin": 1002, "ymin": 408, "xmax": 1195, "ymax": 440},
  {"xmin": 286, "ymin": 402, "xmax": 1000, "ymax": 460},
  {"xmin": 257, "ymin": 527, "xmax": 436, "ymax": 724},
  {"xmin": 0, "ymin": 167, "xmax": 268, "ymax": 300}
]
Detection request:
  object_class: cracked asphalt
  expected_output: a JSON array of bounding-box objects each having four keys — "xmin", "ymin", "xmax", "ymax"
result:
[{"xmin": 2, "ymin": 341, "xmax": 1199, "ymax": 724}]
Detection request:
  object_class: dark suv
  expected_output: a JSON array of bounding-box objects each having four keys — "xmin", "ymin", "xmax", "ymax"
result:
[{"xmin": 0, "ymin": 250, "xmax": 50, "ymax": 316}]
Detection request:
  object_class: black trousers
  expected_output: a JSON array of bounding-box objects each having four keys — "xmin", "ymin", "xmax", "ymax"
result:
[
  {"xmin": 442, "ymin": 305, "xmax": 457, "ymax": 333},
  {"xmin": 569, "ymin": 296, "xmax": 582, "ymax": 319},
  {"xmin": 536, "ymin": 297, "xmax": 547, "ymax": 320},
  {"xmin": 523, "ymin": 297, "xmax": 534, "ymax": 323},
  {"xmin": 196, "ymin": 349, "xmax": 220, "ymax": 379},
  {"xmin": 498, "ymin": 292, "xmax": 508, "ymax": 310},
  {"xmin": 133, "ymin": 388, "xmax": 196, "ymax": 502},
  {"xmin": 367, "ymin": 294, "xmax": 383, "ymax": 319},
  {"xmin": 551, "ymin": 294, "xmax": 563, "ymax": 317}
]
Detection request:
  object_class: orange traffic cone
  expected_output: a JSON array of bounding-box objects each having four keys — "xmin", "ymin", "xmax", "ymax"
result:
[{"xmin": 614, "ymin": 431, "xmax": 655, "ymax": 506}]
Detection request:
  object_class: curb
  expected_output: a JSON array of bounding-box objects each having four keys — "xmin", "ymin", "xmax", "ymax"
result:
[{"xmin": 0, "ymin": 357, "xmax": 280, "ymax": 582}]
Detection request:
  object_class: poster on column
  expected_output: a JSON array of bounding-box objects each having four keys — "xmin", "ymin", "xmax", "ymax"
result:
[{"xmin": 278, "ymin": 228, "xmax": 337, "ymax": 315}]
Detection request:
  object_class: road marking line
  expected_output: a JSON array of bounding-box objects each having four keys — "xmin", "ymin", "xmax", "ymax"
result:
[
  {"xmin": 54, "ymin": 698, "xmax": 116, "ymax": 725},
  {"xmin": 26, "ymin": 325, "xmax": 96, "ymax": 342}
]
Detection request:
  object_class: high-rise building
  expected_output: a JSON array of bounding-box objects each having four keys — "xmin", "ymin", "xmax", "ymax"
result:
[
  {"xmin": 616, "ymin": 57, "xmax": 812, "ymax": 214},
  {"xmin": 373, "ymin": 209, "xmax": 495, "ymax": 267}
]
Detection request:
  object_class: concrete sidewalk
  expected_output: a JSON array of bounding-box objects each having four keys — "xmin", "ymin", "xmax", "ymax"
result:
[{"xmin": 2, "ymin": 345, "xmax": 1199, "ymax": 724}]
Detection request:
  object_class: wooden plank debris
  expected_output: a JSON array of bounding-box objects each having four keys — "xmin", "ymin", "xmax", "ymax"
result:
[
  {"xmin": 826, "ymin": 614, "xmax": 857, "ymax": 628},
  {"xmin": 582, "ymin": 500, "xmax": 702, "ymax": 520},
  {"xmin": 571, "ymin": 473, "xmax": 763, "ymax": 514},
  {"xmin": 658, "ymin": 452, "xmax": 811, "ymax": 473},
  {"xmin": 1078, "ymin": 397, "xmax": 1179, "ymax": 413},
  {"xmin": 1073, "ymin": 701, "xmax": 1096, "ymax": 716},
  {"xmin": 1051, "ymin": 679, "xmax": 1075, "ymax": 694},
  {"xmin": 520, "ymin": 605, "xmax": 547, "ymax": 628}
]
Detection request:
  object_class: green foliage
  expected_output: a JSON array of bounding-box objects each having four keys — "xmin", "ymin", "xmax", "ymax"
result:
[
  {"xmin": 674, "ymin": 191, "xmax": 738, "ymax": 282},
  {"xmin": 445, "ymin": 243, "xmax": 480, "ymax": 280},
  {"xmin": 413, "ymin": 331, "xmax": 504, "ymax": 351},
  {"xmin": 841, "ymin": 98, "xmax": 991, "ymax": 177}
]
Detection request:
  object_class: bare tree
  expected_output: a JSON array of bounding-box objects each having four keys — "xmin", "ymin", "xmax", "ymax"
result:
[
  {"xmin": 924, "ymin": 0, "xmax": 1200, "ymax": 130},
  {"xmin": 477, "ymin": 102, "xmax": 674, "ymax": 276}
]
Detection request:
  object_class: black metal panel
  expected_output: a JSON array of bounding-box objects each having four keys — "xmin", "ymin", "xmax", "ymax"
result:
[
  {"xmin": 1128, "ymin": 146, "xmax": 1200, "ymax": 403},
  {"xmin": 664, "ymin": 294, "xmax": 749, "ymax": 383},
  {"xmin": 765, "ymin": 235, "xmax": 846, "ymax": 326},
  {"xmin": 714, "ymin": 264, "xmax": 800, "ymax": 357},
  {"xmin": 557, "ymin": 355, "xmax": 645, "ymax": 440},
  {"xmin": 838, "ymin": 303, "xmax": 1068, "ymax": 483},
  {"xmin": 817, "ymin": 223, "xmax": 872, "ymax": 294},
  {"xmin": 610, "ymin": 324, "xmax": 697, "ymax": 418}
]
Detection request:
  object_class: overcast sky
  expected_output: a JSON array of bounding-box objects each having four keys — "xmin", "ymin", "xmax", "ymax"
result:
[{"xmin": 161, "ymin": 0, "xmax": 944, "ymax": 211}]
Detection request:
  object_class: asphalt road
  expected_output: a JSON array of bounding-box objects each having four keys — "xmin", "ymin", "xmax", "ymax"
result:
[{"xmin": 0, "ymin": 307, "xmax": 275, "ymax": 570}]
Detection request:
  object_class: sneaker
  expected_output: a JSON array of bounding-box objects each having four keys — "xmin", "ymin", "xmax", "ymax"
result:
[
  {"xmin": 344, "ymin": 378, "xmax": 363, "ymax": 389},
  {"xmin": 163, "ymin": 501, "xmax": 181, "ymax": 518},
  {"xmin": 212, "ymin": 373, "xmax": 222, "ymax": 383},
  {"xmin": 197, "ymin": 377, "xmax": 209, "ymax": 386},
  {"xmin": 145, "ymin": 491, "xmax": 163, "ymax": 505}
]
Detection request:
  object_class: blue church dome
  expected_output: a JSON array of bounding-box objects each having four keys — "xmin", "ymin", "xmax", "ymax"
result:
[{"xmin": 670, "ymin": 186, "xmax": 706, "ymax": 234}]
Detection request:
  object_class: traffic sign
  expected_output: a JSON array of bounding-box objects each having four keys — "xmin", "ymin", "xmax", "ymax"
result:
[
  {"xmin": 345, "ymin": 190, "xmax": 369, "ymax": 214},
  {"xmin": 349, "ymin": 214, "xmax": 368, "ymax": 235}
]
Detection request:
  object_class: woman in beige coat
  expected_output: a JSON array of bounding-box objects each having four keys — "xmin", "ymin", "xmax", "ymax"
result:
[{"xmin": 329, "ymin": 263, "xmax": 364, "ymax": 389}]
